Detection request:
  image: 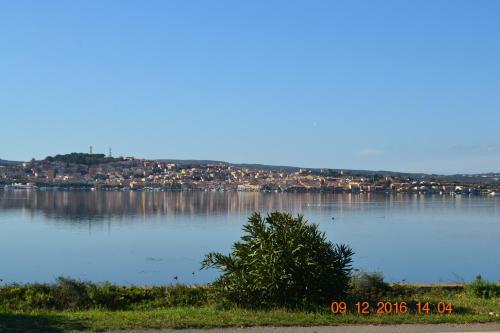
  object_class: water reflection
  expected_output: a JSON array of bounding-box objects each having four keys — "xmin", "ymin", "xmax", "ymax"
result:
[
  {"xmin": 1, "ymin": 190, "xmax": 499, "ymax": 284},
  {"xmin": 1, "ymin": 190, "xmax": 499, "ymax": 221},
  {"xmin": 0, "ymin": 190, "xmax": 376, "ymax": 219}
]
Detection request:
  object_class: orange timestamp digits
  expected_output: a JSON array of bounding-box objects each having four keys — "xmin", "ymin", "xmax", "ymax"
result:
[
  {"xmin": 419, "ymin": 301, "xmax": 454, "ymax": 314},
  {"xmin": 355, "ymin": 301, "xmax": 409, "ymax": 314},
  {"xmin": 330, "ymin": 301, "xmax": 453, "ymax": 315},
  {"xmin": 330, "ymin": 301, "xmax": 347, "ymax": 315}
]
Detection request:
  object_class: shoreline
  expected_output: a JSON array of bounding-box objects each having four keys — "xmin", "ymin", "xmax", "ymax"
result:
[{"xmin": 1, "ymin": 186, "xmax": 497, "ymax": 196}]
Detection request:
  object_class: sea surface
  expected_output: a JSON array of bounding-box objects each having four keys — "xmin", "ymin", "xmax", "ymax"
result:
[{"xmin": 0, "ymin": 190, "xmax": 499, "ymax": 285}]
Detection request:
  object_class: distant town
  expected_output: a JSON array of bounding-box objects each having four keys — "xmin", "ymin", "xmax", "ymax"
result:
[{"xmin": 0, "ymin": 153, "xmax": 499, "ymax": 195}]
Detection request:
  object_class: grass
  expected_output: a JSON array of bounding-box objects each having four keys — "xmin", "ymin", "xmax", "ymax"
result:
[
  {"xmin": 1, "ymin": 301, "xmax": 499, "ymax": 332},
  {"xmin": 0, "ymin": 281, "xmax": 499, "ymax": 332}
]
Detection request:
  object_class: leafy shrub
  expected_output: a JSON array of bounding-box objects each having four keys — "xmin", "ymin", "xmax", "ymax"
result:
[
  {"xmin": 163, "ymin": 284, "xmax": 208, "ymax": 307},
  {"xmin": 350, "ymin": 272, "xmax": 389, "ymax": 298},
  {"xmin": 201, "ymin": 212, "xmax": 354, "ymax": 308},
  {"xmin": 87, "ymin": 282, "xmax": 127, "ymax": 309},
  {"xmin": 0, "ymin": 278, "xmax": 210, "ymax": 311},
  {"xmin": 54, "ymin": 277, "xmax": 92, "ymax": 309},
  {"xmin": 467, "ymin": 276, "xmax": 500, "ymax": 299}
]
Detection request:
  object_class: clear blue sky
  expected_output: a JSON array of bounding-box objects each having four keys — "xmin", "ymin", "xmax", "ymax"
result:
[{"xmin": 1, "ymin": 0, "xmax": 499, "ymax": 174}]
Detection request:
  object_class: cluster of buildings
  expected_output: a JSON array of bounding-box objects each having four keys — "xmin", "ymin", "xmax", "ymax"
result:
[{"xmin": 0, "ymin": 156, "xmax": 498, "ymax": 195}]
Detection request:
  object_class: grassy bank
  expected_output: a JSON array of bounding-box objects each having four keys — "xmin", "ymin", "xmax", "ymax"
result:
[{"xmin": 0, "ymin": 279, "xmax": 499, "ymax": 332}]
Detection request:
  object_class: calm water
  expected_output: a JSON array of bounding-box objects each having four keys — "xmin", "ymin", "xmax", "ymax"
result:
[{"xmin": 0, "ymin": 190, "xmax": 499, "ymax": 285}]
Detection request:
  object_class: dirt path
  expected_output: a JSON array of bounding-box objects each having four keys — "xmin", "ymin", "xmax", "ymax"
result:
[{"xmin": 77, "ymin": 323, "xmax": 500, "ymax": 333}]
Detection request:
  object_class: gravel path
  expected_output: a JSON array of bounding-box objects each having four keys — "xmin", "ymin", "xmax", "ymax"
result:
[{"xmin": 80, "ymin": 323, "xmax": 500, "ymax": 333}]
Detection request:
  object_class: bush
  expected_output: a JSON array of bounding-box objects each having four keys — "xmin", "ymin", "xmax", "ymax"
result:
[
  {"xmin": 350, "ymin": 272, "xmax": 389, "ymax": 298},
  {"xmin": 163, "ymin": 284, "xmax": 208, "ymax": 307},
  {"xmin": 0, "ymin": 278, "xmax": 210, "ymax": 311},
  {"xmin": 54, "ymin": 277, "xmax": 92, "ymax": 309},
  {"xmin": 201, "ymin": 212, "xmax": 354, "ymax": 308},
  {"xmin": 467, "ymin": 276, "xmax": 500, "ymax": 299}
]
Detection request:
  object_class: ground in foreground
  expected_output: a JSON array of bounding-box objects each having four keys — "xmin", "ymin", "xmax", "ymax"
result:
[
  {"xmin": 1, "ymin": 304, "xmax": 500, "ymax": 332},
  {"xmin": 1, "ymin": 283, "xmax": 499, "ymax": 332}
]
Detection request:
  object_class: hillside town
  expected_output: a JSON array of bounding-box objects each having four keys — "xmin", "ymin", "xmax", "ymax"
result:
[{"xmin": 0, "ymin": 154, "xmax": 499, "ymax": 195}]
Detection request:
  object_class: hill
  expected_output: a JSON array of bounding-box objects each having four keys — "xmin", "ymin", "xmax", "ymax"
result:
[
  {"xmin": 44, "ymin": 153, "xmax": 123, "ymax": 165},
  {"xmin": 0, "ymin": 159, "xmax": 21, "ymax": 166},
  {"xmin": 155, "ymin": 159, "xmax": 499, "ymax": 184}
]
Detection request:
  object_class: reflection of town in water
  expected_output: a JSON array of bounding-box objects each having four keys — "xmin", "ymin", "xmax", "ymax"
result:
[
  {"xmin": 2, "ymin": 190, "xmax": 498, "ymax": 221},
  {"xmin": 0, "ymin": 190, "xmax": 360, "ymax": 219}
]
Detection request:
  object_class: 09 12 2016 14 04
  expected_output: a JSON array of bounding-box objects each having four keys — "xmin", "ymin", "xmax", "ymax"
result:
[{"xmin": 330, "ymin": 300, "xmax": 453, "ymax": 315}]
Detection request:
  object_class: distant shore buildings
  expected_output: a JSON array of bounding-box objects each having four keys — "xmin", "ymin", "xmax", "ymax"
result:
[{"xmin": 1, "ymin": 154, "xmax": 499, "ymax": 195}]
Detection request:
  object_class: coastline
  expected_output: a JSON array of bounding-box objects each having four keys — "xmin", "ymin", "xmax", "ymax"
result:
[{"xmin": 1, "ymin": 185, "xmax": 497, "ymax": 196}]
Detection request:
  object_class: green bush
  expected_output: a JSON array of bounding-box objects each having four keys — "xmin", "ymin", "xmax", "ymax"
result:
[
  {"xmin": 163, "ymin": 284, "xmax": 208, "ymax": 307},
  {"xmin": 467, "ymin": 276, "xmax": 500, "ymax": 299},
  {"xmin": 54, "ymin": 277, "xmax": 92, "ymax": 309},
  {"xmin": 350, "ymin": 272, "xmax": 389, "ymax": 298},
  {"xmin": 0, "ymin": 278, "xmax": 210, "ymax": 311},
  {"xmin": 201, "ymin": 212, "xmax": 354, "ymax": 309},
  {"xmin": 87, "ymin": 282, "xmax": 127, "ymax": 309}
]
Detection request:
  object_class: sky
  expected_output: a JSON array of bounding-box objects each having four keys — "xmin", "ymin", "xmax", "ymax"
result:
[{"xmin": 1, "ymin": 1, "xmax": 499, "ymax": 174}]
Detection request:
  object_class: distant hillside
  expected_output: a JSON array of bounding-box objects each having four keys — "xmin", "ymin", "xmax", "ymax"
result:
[
  {"xmin": 45, "ymin": 153, "xmax": 123, "ymax": 165},
  {"xmin": 5, "ymin": 154, "xmax": 497, "ymax": 184},
  {"xmin": 156, "ymin": 159, "xmax": 228, "ymax": 166},
  {"xmin": 155, "ymin": 159, "xmax": 499, "ymax": 184},
  {"xmin": 0, "ymin": 159, "xmax": 21, "ymax": 166},
  {"xmin": 156, "ymin": 159, "xmax": 301, "ymax": 172},
  {"xmin": 155, "ymin": 159, "xmax": 423, "ymax": 175}
]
